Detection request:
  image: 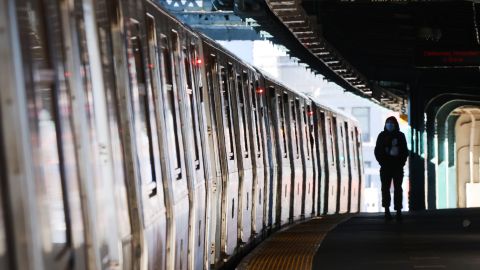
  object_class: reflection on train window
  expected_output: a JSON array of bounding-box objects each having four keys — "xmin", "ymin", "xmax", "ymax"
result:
[
  {"xmin": 250, "ymin": 81, "xmax": 262, "ymax": 158},
  {"xmin": 146, "ymin": 15, "xmax": 165, "ymax": 194},
  {"xmin": 184, "ymin": 49, "xmax": 193, "ymax": 91},
  {"xmin": 292, "ymin": 99, "xmax": 300, "ymax": 160},
  {"xmin": 161, "ymin": 35, "xmax": 182, "ymax": 176},
  {"xmin": 328, "ymin": 118, "xmax": 335, "ymax": 166},
  {"xmin": 19, "ymin": 1, "xmax": 72, "ymax": 255},
  {"xmin": 303, "ymin": 106, "xmax": 311, "ymax": 160},
  {"xmin": 278, "ymin": 94, "xmax": 288, "ymax": 158},
  {"xmin": 351, "ymin": 130, "xmax": 357, "ymax": 169},
  {"xmin": 220, "ymin": 66, "xmax": 235, "ymax": 160},
  {"xmin": 184, "ymin": 48, "xmax": 201, "ymax": 169},
  {"xmin": 237, "ymin": 73, "xmax": 249, "ymax": 158},
  {"xmin": 339, "ymin": 125, "xmax": 346, "ymax": 167},
  {"xmin": 130, "ymin": 21, "xmax": 158, "ymax": 192}
]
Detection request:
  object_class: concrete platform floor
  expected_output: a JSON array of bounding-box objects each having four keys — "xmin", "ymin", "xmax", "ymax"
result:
[{"xmin": 314, "ymin": 209, "xmax": 480, "ymax": 270}]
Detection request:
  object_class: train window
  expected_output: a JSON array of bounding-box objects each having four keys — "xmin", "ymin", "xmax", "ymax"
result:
[
  {"xmin": 342, "ymin": 123, "xmax": 348, "ymax": 167},
  {"xmin": 161, "ymin": 34, "xmax": 182, "ymax": 177},
  {"xmin": 184, "ymin": 49, "xmax": 193, "ymax": 91},
  {"xmin": 130, "ymin": 21, "xmax": 159, "ymax": 193},
  {"xmin": 292, "ymin": 99, "xmax": 300, "ymax": 159},
  {"xmin": 303, "ymin": 106, "xmax": 311, "ymax": 160},
  {"xmin": 17, "ymin": 1, "xmax": 74, "ymax": 255},
  {"xmin": 351, "ymin": 130, "xmax": 357, "ymax": 169},
  {"xmin": 278, "ymin": 93, "xmax": 288, "ymax": 158},
  {"xmin": 237, "ymin": 73, "xmax": 249, "ymax": 158},
  {"xmin": 338, "ymin": 124, "xmax": 345, "ymax": 167},
  {"xmin": 250, "ymin": 81, "xmax": 262, "ymax": 158},
  {"xmin": 328, "ymin": 118, "xmax": 335, "ymax": 166},
  {"xmin": 220, "ymin": 66, "xmax": 235, "ymax": 160},
  {"xmin": 146, "ymin": 15, "xmax": 165, "ymax": 195},
  {"xmin": 184, "ymin": 48, "xmax": 201, "ymax": 169}
]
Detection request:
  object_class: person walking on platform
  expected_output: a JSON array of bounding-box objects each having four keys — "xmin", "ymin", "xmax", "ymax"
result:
[{"xmin": 374, "ymin": 116, "xmax": 409, "ymax": 221}]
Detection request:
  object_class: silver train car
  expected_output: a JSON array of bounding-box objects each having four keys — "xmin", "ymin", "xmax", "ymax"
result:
[{"xmin": 0, "ymin": 0, "xmax": 364, "ymax": 269}]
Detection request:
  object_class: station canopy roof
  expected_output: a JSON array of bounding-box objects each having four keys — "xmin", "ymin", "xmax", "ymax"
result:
[{"xmin": 235, "ymin": 0, "xmax": 480, "ymax": 112}]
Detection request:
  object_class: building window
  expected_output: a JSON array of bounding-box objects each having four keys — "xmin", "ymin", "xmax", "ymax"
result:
[{"xmin": 351, "ymin": 107, "xmax": 370, "ymax": 142}]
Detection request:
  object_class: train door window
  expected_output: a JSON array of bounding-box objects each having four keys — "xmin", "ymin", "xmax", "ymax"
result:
[
  {"xmin": 184, "ymin": 47, "xmax": 201, "ymax": 169},
  {"xmin": 146, "ymin": 15, "xmax": 164, "ymax": 194},
  {"xmin": 17, "ymin": 1, "xmax": 73, "ymax": 257},
  {"xmin": 278, "ymin": 93, "xmax": 288, "ymax": 158},
  {"xmin": 220, "ymin": 66, "xmax": 235, "ymax": 160},
  {"xmin": 161, "ymin": 35, "xmax": 182, "ymax": 179},
  {"xmin": 303, "ymin": 105, "xmax": 311, "ymax": 161},
  {"xmin": 237, "ymin": 73, "xmax": 249, "ymax": 158},
  {"xmin": 160, "ymin": 34, "xmax": 182, "ymax": 178},
  {"xmin": 250, "ymin": 79, "xmax": 262, "ymax": 158},
  {"xmin": 191, "ymin": 44, "xmax": 204, "ymax": 103},
  {"xmin": 130, "ymin": 20, "xmax": 159, "ymax": 193},
  {"xmin": 350, "ymin": 129, "xmax": 357, "ymax": 169},
  {"xmin": 338, "ymin": 123, "xmax": 346, "ymax": 167},
  {"xmin": 292, "ymin": 99, "xmax": 300, "ymax": 160},
  {"xmin": 343, "ymin": 123, "xmax": 349, "ymax": 167},
  {"xmin": 328, "ymin": 117, "xmax": 335, "ymax": 166}
]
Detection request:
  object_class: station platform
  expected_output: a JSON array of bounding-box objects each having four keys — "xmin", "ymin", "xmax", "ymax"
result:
[{"xmin": 237, "ymin": 209, "xmax": 480, "ymax": 270}]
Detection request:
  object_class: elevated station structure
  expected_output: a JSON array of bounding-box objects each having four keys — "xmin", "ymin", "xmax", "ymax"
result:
[{"xmin": 162, "ymin": 0, "xmax": 480, "ymax": 211}]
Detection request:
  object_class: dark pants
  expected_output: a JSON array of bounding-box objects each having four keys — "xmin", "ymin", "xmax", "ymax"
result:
[{"xmin": 380, "ymin": 167, "xmax": 403, "ymax": 210}]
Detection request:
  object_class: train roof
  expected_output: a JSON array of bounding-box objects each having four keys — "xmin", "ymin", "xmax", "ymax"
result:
[{"xmin": 151, "ymin": 1, "xmax": 359, "ymax": 126}]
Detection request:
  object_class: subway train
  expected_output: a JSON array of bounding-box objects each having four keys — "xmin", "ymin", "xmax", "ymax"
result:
[{"xmin": 0, "ymin": 0, "xmax": 364, "ymax": 269}]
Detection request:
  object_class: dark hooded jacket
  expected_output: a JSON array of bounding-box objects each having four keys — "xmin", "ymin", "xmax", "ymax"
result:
[{"xmin": 374, "ymin": 116, "xmax": 409, "ymax": 168}]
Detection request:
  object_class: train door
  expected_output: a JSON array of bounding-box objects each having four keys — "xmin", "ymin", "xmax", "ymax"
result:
[
  {"xmin": 249, "ymin": 77, "xmax": 266, "ymax": 235},
  {"xmin": 13, "ymin": 0, "xmax": 97, "ymax": 268},
  {"xmin": 327, "ymin": 115, "xmax": 339, "ymax": 214},
  {"xmin": 264, "ymin": 85, "xmax": 280, "ymax": 228},
  {"xmin": 355, "ymin": 127, "xmax": 364, "ymax": 212},
  {"xmin": 231, "ymin": 68, "xmax": 253, "ymax": 244},
  {"xmin": 181, "ymin": 40, "xmax": 207, "ymax": 270},
  {"xmin": 315, "ymin": 110, "xmax": 328, "ymax": 215},
  {"xmin": 142, "ymin": 13, "xmax": 177, "ymax": 269},
  {"xmin": 301, "ymin": 104, "xmax": 315, "ymax": 217},
  {"xmin": 217, "ymin": 62, "xmax": 239, "ymax": 256},
  {"xmin": 348, "ymin": 123, "xmax": 360, "ymax": 213},
  {"xmin": 100, "ymin": 1, "xmax": 149, "ymax": 268},
  {"xmin": 160, "ymin": 29, "xmax": 190, "ymax": 270},
  {"xmin": 267, "ymin": 90, "xmax": 291, "ymax": 225},
  {"xmin": 288, "ymin": 98, "xmax": 303, "ymax": 221},
  {"xmin": 188, "ymin": 41, "xmax": 210, "ymax": 270},
  {"xmin": 337, "ymin": 119, "xmax": 350, "ymax": 213},
  {"xmin": 1, "ymin": 2, "xmax": 36, "ymax": 268},
  {"xmin": 204, "ymin": 53, "xmax": 224, "ymax": 266}
]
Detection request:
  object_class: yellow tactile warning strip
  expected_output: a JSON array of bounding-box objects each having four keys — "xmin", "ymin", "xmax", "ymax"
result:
[{"xmin": 237, "ymin": 215, "xmax": 352, "ymax": 270}]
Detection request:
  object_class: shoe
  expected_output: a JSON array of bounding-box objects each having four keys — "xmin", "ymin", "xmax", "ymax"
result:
[
  {"xmin": 384, "ymin": 211, "xmax": 393, "ymax": 221},
  {"xmin": 396, "ymin": 210, "xmax": 403, "ymax": 222}
]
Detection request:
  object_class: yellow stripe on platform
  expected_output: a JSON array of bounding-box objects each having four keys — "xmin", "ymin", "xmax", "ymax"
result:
[{"xmin": 237, "ymin": 215, "xmax": 351, "ymax": 270}]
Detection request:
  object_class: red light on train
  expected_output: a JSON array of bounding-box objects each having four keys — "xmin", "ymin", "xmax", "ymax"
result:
[
  {"xmin": 308, "ymin": 111, "xmax": 314, "ymax": 117},
  {"xmin": 256, "ymin": 88, "xmax": 265, "ymax": 94},
  {"xmin": 196, "ymin": 59, "xmax": 202, "ymax": 65},
  {"xmin": 148, "ymin": 64, "xmax": 154, "ymax": 69}
]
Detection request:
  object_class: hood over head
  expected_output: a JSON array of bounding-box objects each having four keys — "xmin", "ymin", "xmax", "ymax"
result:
[{"xmin": 384, "ymin": 116, "xmax": 400, "ymax": 132}]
